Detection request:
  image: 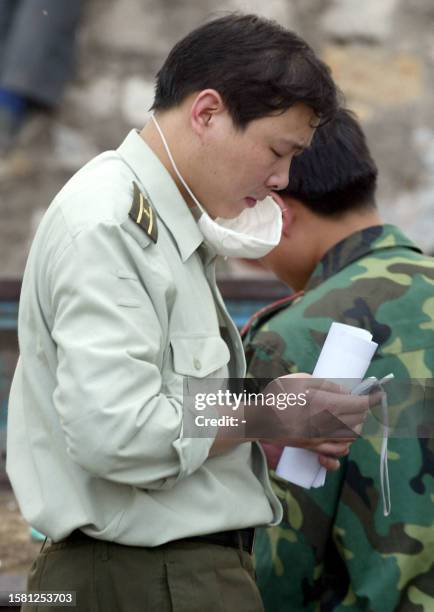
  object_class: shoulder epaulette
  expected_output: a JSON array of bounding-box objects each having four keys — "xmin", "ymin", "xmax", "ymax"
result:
[
  {"xmin": 128, "ymin": 182, "xmax": 158, "ymax": 244},
  {"xmin": 241, "ymin": 291, "xmax": 304, "ymax": 340}
]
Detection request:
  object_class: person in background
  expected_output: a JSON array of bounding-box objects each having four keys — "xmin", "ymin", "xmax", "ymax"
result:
[
  {"xmin": 0, "ymin": 0, "xmax": 82, "ymax": 153},
  {"xmin": 243, "ymin": 108, "xmax": 434, "ymax": 611}
]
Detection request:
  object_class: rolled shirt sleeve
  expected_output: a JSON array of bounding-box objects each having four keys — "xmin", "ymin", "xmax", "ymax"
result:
[{"xmin": 50, "ymin": 221, "xmax": 214, "ymax": 489}]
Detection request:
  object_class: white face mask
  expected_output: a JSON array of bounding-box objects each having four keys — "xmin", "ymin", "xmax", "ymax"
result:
[{"xmin": 151, "ymin": 115, "xmax": 283, "ymax": 259}]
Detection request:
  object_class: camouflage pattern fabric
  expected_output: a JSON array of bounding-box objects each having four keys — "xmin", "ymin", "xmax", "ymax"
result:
[{"xmin": 243, "ymin": 225, "xmax": 434, "ymax": 611}]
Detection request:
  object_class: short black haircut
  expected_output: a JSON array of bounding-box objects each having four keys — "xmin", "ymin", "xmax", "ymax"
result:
[
  {"xmin": 282, "ymin": 108, "xmax": 378, "ymax": 215},
  {"xmin": 152, "ymin": 13, "xmax": 339, "ymax": 129}
]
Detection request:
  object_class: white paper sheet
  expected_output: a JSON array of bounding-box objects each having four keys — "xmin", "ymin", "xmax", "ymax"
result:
[{"xmin": 275, "ymin": 322, "xmax": 378, "ymax": 487}]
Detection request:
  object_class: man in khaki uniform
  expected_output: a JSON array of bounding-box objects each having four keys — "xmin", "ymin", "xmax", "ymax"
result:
[{"xmin": 7, "ymin": 14, "xmax": 367, "ymax": 612}]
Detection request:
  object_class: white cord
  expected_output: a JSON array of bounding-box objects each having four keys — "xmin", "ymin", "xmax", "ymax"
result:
[
  {"xmin": 352, "ymin": 374, "xmax": 393, "ymax": 517},
  {"xmin": 380, "ymin": 388, "xmax": 391, "ymax": 517},
  {"xmin": 151, "ymin": 115, "xmax": 204, "ymax": 212}
]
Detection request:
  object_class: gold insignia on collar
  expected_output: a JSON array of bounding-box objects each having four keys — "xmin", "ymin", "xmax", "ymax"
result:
[{"xmin": 128, "ymin": 182, "xmax": 158, "ymax": 243}]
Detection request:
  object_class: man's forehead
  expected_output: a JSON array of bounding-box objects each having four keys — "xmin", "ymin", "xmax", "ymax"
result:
[
  {"xmin": 278, "ymin": 107, "xmax": 318, "ymax": 136},
  {"xmin": 278, "ymin": 128, "xmax": 316, "ymax": 149}
]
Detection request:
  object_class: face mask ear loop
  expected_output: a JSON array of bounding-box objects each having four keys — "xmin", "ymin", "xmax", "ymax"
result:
[
  {"xmin": 151, "ymin": 115, "xmax": 205, "ymax": 214},
  {"xmin": 379, "ymin": 384, "xmax": 391, "ymax": 517}
]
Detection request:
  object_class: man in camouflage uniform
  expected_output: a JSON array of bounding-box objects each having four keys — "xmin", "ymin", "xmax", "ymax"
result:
[{"xmin": 243, "ymin": 109, "xmax": 434, "ymax": 611}]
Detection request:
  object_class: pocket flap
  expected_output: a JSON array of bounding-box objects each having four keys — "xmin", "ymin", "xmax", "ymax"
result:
[{"xmin": 171, "ymin": 335, "xmax": 230, "ymax": 377}]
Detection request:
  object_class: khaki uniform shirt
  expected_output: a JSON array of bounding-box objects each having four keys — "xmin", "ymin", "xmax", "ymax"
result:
[{"xmin": 7, "ymin": 130, "xmax": 281, "ymax": 545}]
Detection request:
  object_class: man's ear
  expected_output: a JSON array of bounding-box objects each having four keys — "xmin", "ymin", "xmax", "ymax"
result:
[
  {"xmin": 190, "ymin": 89, "xmax": 225, "ymax": 136},
  {"xmin": 271, "ymin": 192, "xmax": 294, "ymax": 236}
]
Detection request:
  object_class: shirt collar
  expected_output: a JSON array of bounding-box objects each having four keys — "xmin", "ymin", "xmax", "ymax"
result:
[
  {"xmin": 306, "ymin": 224, "xmax": 422, "ymax": 291},
  {"xmin": 117, "ymin": 130, "xmax": 204, "ymax": 262}
]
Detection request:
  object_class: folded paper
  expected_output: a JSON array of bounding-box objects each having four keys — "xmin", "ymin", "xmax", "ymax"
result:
[{"xmin": 275, "ymin": 322, "xmax": 378, "ymax": 486}]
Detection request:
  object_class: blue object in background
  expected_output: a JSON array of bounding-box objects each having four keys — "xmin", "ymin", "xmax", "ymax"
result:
[
  {"xmin": 0, "ymin": 301, "xmax": 19, "ymax": 330},
  {"xmin": 224, "ymin": 299, "xmax": 271, "ymax": 329},
  {"xmin": 0, "ymin": 296, "xmax": 19, "ymax": 473},
  {"xmin": 30, "ymin": 527, "xmax": 46, "ymax": 542}
]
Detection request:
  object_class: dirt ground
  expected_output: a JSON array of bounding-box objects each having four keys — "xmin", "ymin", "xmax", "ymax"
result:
[{"xmin": 0, "ymin": 486, "xmax": 41, "ymax": 575}]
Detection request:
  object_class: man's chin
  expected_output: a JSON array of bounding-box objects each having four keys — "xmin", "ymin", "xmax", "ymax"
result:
[
  {"xmin": 215, "ymin": 205, "xmax": 245, "ymax": 220},
  {"xmin": 204, "ymin": 198, "xmax": 247, "ymax": 220}
]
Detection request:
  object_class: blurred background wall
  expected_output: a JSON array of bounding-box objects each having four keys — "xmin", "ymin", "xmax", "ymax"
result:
[{"xmin": 1, "ymin": 0, "xmax": 434, "ymax": 279}]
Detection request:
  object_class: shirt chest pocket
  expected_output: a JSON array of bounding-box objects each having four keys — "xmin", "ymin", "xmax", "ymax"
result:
[{"xmin": 170, "ymin": 334, "xmax": 231, "ymax": 378}]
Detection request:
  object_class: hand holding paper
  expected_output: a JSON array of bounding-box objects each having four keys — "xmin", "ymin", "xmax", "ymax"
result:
[
  {"xmin": 275, "ymin": 322, "xmax": 378, "ymax": 487},
  {"xmin": 260, "ymin": 374, "xmax": 371, "ymax": 440}
]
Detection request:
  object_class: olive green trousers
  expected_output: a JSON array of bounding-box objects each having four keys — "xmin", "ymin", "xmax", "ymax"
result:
[{"xmin": 23, "ymin": 537, "xmax": 264, "ymax": 611}]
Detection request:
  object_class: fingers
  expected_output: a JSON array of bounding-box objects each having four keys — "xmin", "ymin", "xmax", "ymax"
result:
[
  {"xmin": 368, "ymin": 390, "xmax": 384, "ymax": 408},
  {"xmin": 302, "ymin": 408, "xmax": 362, "ymax": 438},
  {"xmin": 279, "ymin": 373, "xmax": 313, "ymax": 379},
  {"xmin": 262, "ymin": 374, "xmax": 381, "ymax": 440},
  {"xmin": 306, "ymin": 389, "xmax": 370, "ymax": 436},
  {"xmin": 318, "ymin": 455, "xmax": 340, "ymax": 471},
  {"xmin": 282, "ymin": 438, "xmax": 352, "ymax": 454},
  {"xmin": 310, "ymin": 389, "xmax": 369, "ymax": 417},
  {"xmin": 312, "ymin": 441, "xmax": 350, "ymax": 457}
]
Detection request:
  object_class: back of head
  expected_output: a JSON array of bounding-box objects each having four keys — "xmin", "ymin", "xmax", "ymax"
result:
[
  {"xmin": 152, "ymin": 13, "xmax": 339, "ymax": 129},
  {"xmin": 283, "ymin": 108, "xmax": 378, "ymax": 215}
]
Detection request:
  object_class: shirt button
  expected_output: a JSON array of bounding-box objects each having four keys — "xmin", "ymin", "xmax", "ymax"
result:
[{"xmin": 194, "ymin": 358, "xmax": 201, "ymax": 371}]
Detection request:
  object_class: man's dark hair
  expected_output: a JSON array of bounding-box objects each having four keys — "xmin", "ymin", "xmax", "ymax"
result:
[
  {"xmin": 152, "ymin": 13, "xmax": 339, "ymax": 129},
  {"xmin": 283, "ymin": 108, "xmax": 378, "ymax": 215}
]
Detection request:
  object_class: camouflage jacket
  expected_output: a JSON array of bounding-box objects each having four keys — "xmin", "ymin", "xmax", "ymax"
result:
[{"xmin": 243, "ymin": 225, "xmax": 434, "ymax": 612}]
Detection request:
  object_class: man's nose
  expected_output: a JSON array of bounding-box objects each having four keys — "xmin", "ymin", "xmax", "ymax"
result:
[{"xmin": 266, "ymin": 159, "xmax": 291, "ymax": 191}]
